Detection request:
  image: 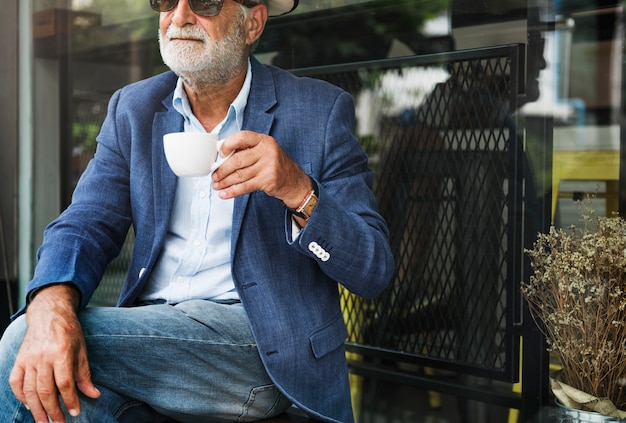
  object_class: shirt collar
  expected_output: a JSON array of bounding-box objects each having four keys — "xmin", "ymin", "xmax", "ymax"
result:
[{"xmin": 172, "ymin": 59, "xmax": 252, "ymax": 133}]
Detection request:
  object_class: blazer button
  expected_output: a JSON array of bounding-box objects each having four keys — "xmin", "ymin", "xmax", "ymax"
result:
[
  {"xmin": 308, "ymin": 242, "xmax": 330, "ymax": 261},
  {"xmin": 308, "ymin": 241, "xmax": 321, "ymax": 254}
]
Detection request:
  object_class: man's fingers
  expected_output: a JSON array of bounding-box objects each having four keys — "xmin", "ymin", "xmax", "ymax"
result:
[
  {"xmin": 75, "ymin": 352, "xmax": 101, "ymax": 400},
  {"xmin": 54, "ymin": 362, "xmax": 81, "ymax": 417},
  {"xmin": 19, "ymin": 365, "xmax": 56, "ymax": 423},
  {"xmin": 56, "ymin": 339, "xmax": 100, "ymax": 416},
  {"xmin": 36, "ymin": 364, "xmax": 66, "ymax": 422},
  {"xmin": 221, "ymin": 130, "xmax": 263, "ymax": 154},
  {"xmin": 11, "ymin": 359, "xmax": 97, "ymax": 422},
  {"xmin": 8, "ymin": 363, "xmax": 26, "ymax": 404}
]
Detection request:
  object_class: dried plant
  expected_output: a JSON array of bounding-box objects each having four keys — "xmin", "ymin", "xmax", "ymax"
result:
[{"xmin": 521, "ymin": 203, "xmax": 626, "ymax": 411}]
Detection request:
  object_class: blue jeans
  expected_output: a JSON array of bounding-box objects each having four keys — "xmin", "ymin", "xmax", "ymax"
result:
[{"xmin": 0, "ymin": 300, "xmax": 292, "ymax": 422}]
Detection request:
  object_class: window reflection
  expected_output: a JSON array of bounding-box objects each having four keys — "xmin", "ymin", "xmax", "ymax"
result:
[
  {"xmin": 28, "ymin": 0, "xmax": 625, "ymax": 302},
  {"xmin": 31, "ymin": 0, "xmax": 456, "ymax": 193},
  {"xmin": 259, "ymin": 0, "xmax": 452, "ymax": 68}
]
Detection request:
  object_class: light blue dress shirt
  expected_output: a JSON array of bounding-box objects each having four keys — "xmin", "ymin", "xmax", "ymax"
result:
[{"xmin": 139, "ymin": 62, "xmax": 252, "ymax": 304}]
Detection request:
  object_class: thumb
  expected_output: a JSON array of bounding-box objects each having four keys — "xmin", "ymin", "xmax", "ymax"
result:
[{"xmin": 74, "ymin": 352, "xmax": 100, "ymax": 399}]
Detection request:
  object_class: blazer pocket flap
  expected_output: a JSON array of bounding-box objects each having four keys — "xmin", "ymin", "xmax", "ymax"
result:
[{"xmin": 309, "ymin": 313, "xmax": 348, "ymax": 359}]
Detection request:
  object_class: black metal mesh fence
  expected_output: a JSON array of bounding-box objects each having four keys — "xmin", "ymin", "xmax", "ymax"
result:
[{"xmin": 294, "ymin": 45, "xmax": 525, "ymax": 381}]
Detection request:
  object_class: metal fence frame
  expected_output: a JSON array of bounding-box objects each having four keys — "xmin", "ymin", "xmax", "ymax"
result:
[{"xmin": 293, "ymin": 44, "xmax": 550, "ymax": 420}]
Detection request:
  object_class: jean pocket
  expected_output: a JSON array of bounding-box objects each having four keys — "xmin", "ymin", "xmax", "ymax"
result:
[{"xmin": 238, "ymin": 384, "xmax": 292, "ymax": 421}]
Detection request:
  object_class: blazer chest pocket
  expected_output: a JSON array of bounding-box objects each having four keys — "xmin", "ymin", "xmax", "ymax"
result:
[
  {"xmin": 301, "ymin": 162, "xmax": 312, "ymax": 176},
  {"xmin": 308, "ymin": 312, "xmax": 348, "ymax": 359}
]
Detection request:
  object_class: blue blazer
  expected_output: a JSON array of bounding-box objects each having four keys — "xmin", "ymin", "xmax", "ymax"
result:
[{"xmin": 27, "ymin": 57, "xmax": 394, "ymax": 422}]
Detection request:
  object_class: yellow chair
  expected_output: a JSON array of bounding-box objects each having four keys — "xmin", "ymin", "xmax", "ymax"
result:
[
  {"xmin": 551, "ymin": 150, "xmax": 619, "ymax": 221},
  {"xmin": 340, "ymin": 286, "xmax": 366, "ymax": 422}
]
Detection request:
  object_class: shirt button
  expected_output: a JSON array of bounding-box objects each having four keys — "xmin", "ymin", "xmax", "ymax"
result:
[
  {"xmin": 199, "ymin": 191, "xmax": 207, "ymax": 199},
  {"xmin": 176, "ymin": 276, "xmax": 184, "ymax": 284},
  {"xmin": 193, "ymin": 240, "xmax": 201, "ymax": 247}
]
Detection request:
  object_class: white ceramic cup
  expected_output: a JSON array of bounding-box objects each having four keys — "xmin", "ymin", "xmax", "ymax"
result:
[{"xmin": 163, "ymin": 132, "xmax": 233, "ymax": 177}]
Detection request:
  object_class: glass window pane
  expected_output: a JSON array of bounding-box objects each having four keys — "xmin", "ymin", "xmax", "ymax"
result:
[{"xmin": 28, "ymin": 0, "xmax": 624, "ymax": 301}]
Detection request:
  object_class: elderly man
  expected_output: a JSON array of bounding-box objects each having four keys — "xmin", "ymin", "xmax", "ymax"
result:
[{"xmin": 0, "ymin": 0, "xmax": 394, "ymax": 422}]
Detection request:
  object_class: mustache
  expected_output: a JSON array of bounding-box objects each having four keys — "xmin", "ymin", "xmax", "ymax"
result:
[{"xmin": 165, "ymin": 25, "xmax": 208, "ymax": 41}]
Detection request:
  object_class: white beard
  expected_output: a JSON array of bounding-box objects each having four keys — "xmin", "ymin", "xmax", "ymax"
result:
[{"xmin": 158, "ymin": 10, "xmax": 248, "ymax": 89}]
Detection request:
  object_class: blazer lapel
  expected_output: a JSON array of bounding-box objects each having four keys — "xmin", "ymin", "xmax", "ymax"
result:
[
  {"xmin": 231, "ymin": 58, "xmax": 277, "ymax": 247},
  {"xmin": 152, "ymin": 95, "xmax": 183, "ymax": 240}
]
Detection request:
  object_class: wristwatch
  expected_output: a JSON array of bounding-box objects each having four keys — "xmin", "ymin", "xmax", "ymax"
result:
[{"xmin": 286, "ymin": 179, "xmax": 319, "ymax": 220}]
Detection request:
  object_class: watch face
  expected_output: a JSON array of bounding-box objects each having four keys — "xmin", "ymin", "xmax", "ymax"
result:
[{"xmin": 301, "ymin": 193, "xmax": 318, "ymax": 218}]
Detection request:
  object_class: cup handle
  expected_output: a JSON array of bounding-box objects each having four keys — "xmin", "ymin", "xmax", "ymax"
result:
[{"xmin": 210, "ymin": 140, "xmax": 234, "ymax": 172}]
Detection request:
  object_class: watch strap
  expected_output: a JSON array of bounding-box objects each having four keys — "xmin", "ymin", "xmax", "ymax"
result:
[{"xmin": 285, "ymin": 178, "xmax": 319, "ymax": 220}]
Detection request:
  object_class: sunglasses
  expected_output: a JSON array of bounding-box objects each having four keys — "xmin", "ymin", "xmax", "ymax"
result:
[{"xmin": 150, "ymin": 0, "xmax": 260, "ymax": 17}]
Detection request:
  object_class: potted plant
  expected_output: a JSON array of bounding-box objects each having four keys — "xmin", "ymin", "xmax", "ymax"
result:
[{"xmin": 521, "ymin": 203, "xmax": 626, "ymax": 421}]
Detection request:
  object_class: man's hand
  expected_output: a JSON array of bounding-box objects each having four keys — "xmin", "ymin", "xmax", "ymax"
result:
[
  {"xmin": 9, "ymin": 284, "xmax": 101, "ymax": 422},
  {"xmin": 212, "ymin": 131, "xmax": 314, "ymax": 218}
]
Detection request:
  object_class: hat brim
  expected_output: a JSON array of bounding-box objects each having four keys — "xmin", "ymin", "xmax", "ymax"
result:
[{"xmin": 266, "ymin": 0, "xmax": 298, "ymax": 16}]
